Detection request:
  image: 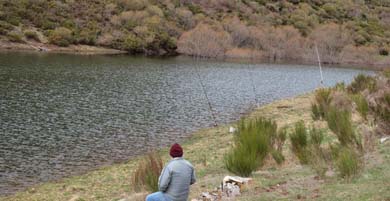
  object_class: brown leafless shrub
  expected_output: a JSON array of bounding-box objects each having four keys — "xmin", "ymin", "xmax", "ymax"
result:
[
  {"xmin": 225, "ymin": 48, "xmax": 264, "ymax": 60},
  {"xmin": 177, "ymin": 23, "xmax": 232, "ymax": 58},
  {"xmin": 223, "ymin": 16, "xmax": 250, "ymax": 47},
  {"xmin": 340, "ymin": 45, "xmax": 378, "ymax": 65},
  {"xmin": 258, "ymin": 26, "xmax": 305, "ymax": 61},
  {"xmin": 307, "ymin": 23, "xmax": 353, "ymax": 64},
  {"xmin": 96, "ymin": 33, "xmax": 114, "ymax": 46}
]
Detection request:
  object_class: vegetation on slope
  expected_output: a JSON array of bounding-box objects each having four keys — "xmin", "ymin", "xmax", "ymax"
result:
[{"xmin": 1, "ymin": 0, "xmax": 390, "ymax": 64}]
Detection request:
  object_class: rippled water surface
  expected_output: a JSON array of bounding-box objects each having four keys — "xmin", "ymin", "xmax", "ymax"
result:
[{"xmin": 0, "ymin": 52, "xmax": 371, "ymax": 195}]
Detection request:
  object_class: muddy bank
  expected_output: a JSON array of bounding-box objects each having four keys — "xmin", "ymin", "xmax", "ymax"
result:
[{"xmin": 0, "ymin": 41, "xmax": 126, "ymax": 55}]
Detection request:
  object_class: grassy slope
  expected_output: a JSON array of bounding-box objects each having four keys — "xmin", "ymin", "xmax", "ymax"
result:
[
  {"xmin": 1, "ymin": 94, "xmax": 389, "ymax": 201},
  {"xmin": 1, "ymin": 0, "xmax": 389, "ymax": 56}
]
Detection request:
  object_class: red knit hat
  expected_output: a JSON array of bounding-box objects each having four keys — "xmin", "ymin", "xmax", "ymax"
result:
[{"xmin": 170, "ymin": 143, "xmax": 183, "ymax": 158}]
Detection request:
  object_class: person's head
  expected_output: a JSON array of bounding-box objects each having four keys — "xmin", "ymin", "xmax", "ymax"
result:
[{"xmin": 170, "ymin": 143, "xmax": 183, "ymax": 158}]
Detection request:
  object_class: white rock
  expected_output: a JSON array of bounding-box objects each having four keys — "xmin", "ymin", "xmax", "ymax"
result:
[
  {"xmin": 380, "ymin": 137, "xmax": 389, "ymax": 143},
  {"xmin": 229, "ymin": 126, "xmax": 236, "ymax": 133}
]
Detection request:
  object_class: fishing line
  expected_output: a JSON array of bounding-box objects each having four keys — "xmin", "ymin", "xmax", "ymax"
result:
[
  {"xmin": 315, "ymin": 43, "xmax": 324, "ymax": 87},
  {"xmin": 194, "ymin": 57, "xmax": 218, "ymax": 127},
  {"xmin": 248, "ymin": 63, "xmax": 259, "ymax": 108}
]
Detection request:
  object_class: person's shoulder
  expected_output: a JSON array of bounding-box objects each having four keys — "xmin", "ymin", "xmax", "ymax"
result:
[{"xmin": 181, "ymin": 159, "xmax": 194, "ymax": 169}]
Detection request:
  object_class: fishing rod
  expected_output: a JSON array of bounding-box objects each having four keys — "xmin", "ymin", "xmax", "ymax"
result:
[
  {"xmin": 194, "ymin": 56, "xmax": 218, "ymax": 127},
  {"xmin": 315, "ymin": 43, "xmax": 324, "ymax": 87}
]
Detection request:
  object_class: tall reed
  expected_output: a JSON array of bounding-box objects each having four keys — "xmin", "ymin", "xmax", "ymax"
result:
[{"xmin": 132, "ymin": 152, "xmax": 163, "ymax": 192}]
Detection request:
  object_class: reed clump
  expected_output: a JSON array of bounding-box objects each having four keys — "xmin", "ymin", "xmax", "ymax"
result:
[{"xmin": 132, "ymin": 152, "xmax": 163, "ymax": 192}]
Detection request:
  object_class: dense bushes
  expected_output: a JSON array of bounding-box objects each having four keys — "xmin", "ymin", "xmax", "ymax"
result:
[
  {"xmin": 178, "ymin": 24, "xmax": 232, "ymax": 58},
  {"xmin": 347, "ymin": 74, "xmax": 377, "ymax": 94},
  {"xmin": 0, "ymin": 0, "xmax": 389, "ymax": 59}
]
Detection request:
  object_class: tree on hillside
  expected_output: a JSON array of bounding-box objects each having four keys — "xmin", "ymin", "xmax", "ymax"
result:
[{"xmin": 177, "ymin": 23, "xmax": 232, "ymax": 58}]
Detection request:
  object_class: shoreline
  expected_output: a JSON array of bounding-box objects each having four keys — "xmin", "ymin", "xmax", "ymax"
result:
[
  {"xmin": 1, "ymin": 92, "xmax": 389, "ymax": 201},
  {"xmin": 0, "ymin": 93, "xmax": 309, "ymax": 198},
  {"xmin": 0, "ymin": 41, "xmax": 126, "ymax": 55},
  {"xmin": 0, "ymin": 41, "xmax": 388, "ymax": 70}
]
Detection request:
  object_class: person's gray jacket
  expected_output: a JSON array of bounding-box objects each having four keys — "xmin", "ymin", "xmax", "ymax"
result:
[{"xmin": 158, "ymin": 157, "xmax": 196, "ymax": 201}]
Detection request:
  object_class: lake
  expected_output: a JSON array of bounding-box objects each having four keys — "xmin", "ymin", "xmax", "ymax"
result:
[{"xmin": 0, "ymin": 52, "xmax": 371, "ymax": 195}]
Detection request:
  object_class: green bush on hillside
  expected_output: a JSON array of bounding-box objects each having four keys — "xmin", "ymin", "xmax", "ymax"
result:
[
  {"xmin": 290, "ymin": 121, "xmax": 328, "ymax": 177},
  {"xmin": 311, "ymin": 88, "xmax": 333, "ymax": 120},
  {"xmin": 7, "ymin": 31, "xmax": 24, "ymax": 43},
  {"xmin": 290, "ymin": 121, "xmax": 309, "ymax": 164},
  {"xmin": 351, "ymin": 94, "xmax": 369, "ymax": 120},
  {"xmin": 49, "ymin": 27, "xmax": 74, "ymax": 47},
  {"xmin": 224, "ymin": 143, "xmax": 260, "ymax": 177},
  {"xmin": 326, "ymin": 106, "xmax": 359, "ymax": 148},
  {"xmin": 24, "ymin": 30, "xmax": 40, "ymax": 42},
  {"xmin": 336, "ymin": 147, "xmax": 361, "ymax": 179},
  {"xmin": 0, "ymin": 21, "xmax": 13, "ymax": 35},
  {"xmin": 347, "ymin": 74, "xmax": 377, "ymax": 94}
]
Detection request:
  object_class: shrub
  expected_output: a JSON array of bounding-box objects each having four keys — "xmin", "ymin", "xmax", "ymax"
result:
[
  {"xmin": 76, "ymin": 29, "xmax": 97, "ymax": 45},
  {"xmin": 225, "ymin": 117, "xmax": 281, "ymax": 176},
  {"xmin": 122, "ymin": 33, "xmax": 145, "ymax": 53},
  {"xmin": 290, "ymin": 121, "xmax": 309, "ymax": 164},
  {"xmin": 0, "ymin": 21, "xmax": 13, "ymax": 35},
  {"xmin": 308, "ymin": 147, "xmax": 327, "ymax": 178},
  {"xmin": 336, "ymin": 147, "xmax": 360, "ymax": 178},
  {"xmin": 7, "ymin": 31, "xmax": 24, "ymax": 43},
  {"xmin": 326, "ymin": 106, "xmax": 356, "ymax": 147},
  {"xmin": 310, "ymin": 127, "xmax": 324, "ymax": 148},
  {"xmin": 24, "ymin": 30, "xmax": 40, "ymax": 42},
  {"xmin": 224, "ymin": 144, "xmax": 259, "ymax": 177},
  {"xmin": 347, "ymin": 74, "xmax": 377, "ymax": 94},
  {"xmin": 49, "ymin": 27, "xmax": 73, "ymax": 47},
  {"xmin": 118, "ymin": 0, "xmax": 148, "ymax": 11},
  {"xmin": 271, "ymin": 150, "xmax": 285, "ymax": 165},
  {"xmin": 311, "ymin": 103, "xmax": 321, "ymax": 120},
  {"xmin": 351, "ymin": 94, "xmax": 369, "ymax": 120},
  {"xmin": 311, "ymin": 88, "xmax": 332, "ymax": 120},
  {"xmin": 132, "ymin": 152, "xmax": 163, "ymax": 192},
  {"xmin": 383, "ymin": 69, "xmax": 390, "ymax": 78},
  {"xmin": 177, "ymin": 23, "xmax": 232, "ymax": 58},
  {"xmin": 334, "ymin": 82, "xmax": 346, "ymax": 91},
  {"xmin": 373, "ymin": 93, "xmax": 390, "ymax": 123}
]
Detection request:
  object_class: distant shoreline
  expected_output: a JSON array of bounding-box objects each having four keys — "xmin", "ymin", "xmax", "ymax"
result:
[{"xmin": 0, "ymin": 41, "xmax": 388, "ymax": 71}]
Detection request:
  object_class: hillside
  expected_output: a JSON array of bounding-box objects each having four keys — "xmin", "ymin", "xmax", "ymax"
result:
[{"xmin": 1, "ymin": 0, "xmax": 390, "ymax": 65}]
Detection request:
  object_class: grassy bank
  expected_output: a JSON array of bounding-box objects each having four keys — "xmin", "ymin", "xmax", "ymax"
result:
[{"xmin": 1, "ymin": 92, "xmax": 389, "ymax": 201}]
